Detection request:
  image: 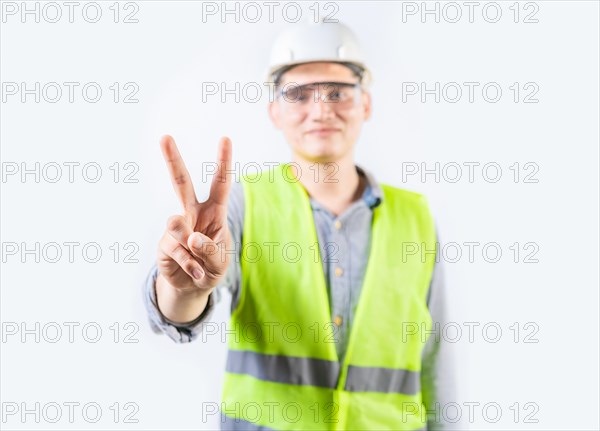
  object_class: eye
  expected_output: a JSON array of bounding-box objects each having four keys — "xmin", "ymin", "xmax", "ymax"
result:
[
  {"xmin": 283, "ymin": 90, "xmax": 298, "ymax": 101},
  {"xmin": 329, "ymin": 91, "xmax": 342, "ymax": 101},
  {"xmin": 283, "ymin": 87, "xmax": 312, "ymax": 102}
]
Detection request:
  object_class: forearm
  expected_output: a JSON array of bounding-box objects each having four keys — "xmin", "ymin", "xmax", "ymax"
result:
[{"xmin": 155, "ymin": 273, "xmax": 213, "ymax": 324}]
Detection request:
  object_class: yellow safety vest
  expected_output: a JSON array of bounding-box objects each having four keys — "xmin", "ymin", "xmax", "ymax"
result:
[{"xmin": 221, "ymin": 163, "xmax": 436, "ymax": 430}]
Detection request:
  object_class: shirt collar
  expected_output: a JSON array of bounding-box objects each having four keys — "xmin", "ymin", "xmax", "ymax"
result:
[
  {"xmin": 356, "ymin": 164, "xmax": 383, "ymax": 209},
  {"xmin": 307, "ymin": 164, "xmax": 383, "ymax": 213}
]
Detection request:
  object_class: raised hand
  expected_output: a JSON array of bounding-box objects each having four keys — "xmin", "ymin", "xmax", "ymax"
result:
[{"xmin": 157, "ymin": 135, "xmax": 233, "ymax": 293}]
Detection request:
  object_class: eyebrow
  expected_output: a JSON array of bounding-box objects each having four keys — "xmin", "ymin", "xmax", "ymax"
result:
[
  {"xmin": 282, "ymin": 81, "xmax": 359, "ymax": 88},
  {"xmin": 278, "ymin": 81, "xmax": 360, "ymax": 94}
]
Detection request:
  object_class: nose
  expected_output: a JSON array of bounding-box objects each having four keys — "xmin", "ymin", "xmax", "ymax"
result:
[{"xmin": 309, "ymin": 95, "xmax": 335, "ymax": 120}]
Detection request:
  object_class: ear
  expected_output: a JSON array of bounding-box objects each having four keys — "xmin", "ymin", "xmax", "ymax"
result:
[
  {"xmin": 268, "ymin": 100, "xmax": 282, "ymax": 129},
  {"xmin": 362, "ymin": 91, "xmax": 372, "ymax": 121}
]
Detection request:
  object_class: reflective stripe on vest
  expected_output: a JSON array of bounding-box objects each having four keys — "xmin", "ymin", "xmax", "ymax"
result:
[
  {"xmin": 221, "ymin": 413, "xmax": 427, "ymax": 431},
  {"xmin": 226, "ymin": 350, "xmax": 420, "ymax": 394},
  {"xmin": 221, "ymin": 164, "xmax": 436, "ymax": 431}
]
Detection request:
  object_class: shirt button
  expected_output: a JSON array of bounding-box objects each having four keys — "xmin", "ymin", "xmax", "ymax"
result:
[
  {"xmin": 334, "ymin": 315, "xmax": 343, "ymax": 326},
  {"xmin": 335, "ymin": 267, "xmax": 344, "ymax": 277},
  {"xmin": 334, "ymin": 220, "xmax": 342, "ymax": 230}
]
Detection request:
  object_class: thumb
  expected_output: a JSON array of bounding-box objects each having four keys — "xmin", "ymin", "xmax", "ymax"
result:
[{"xmin": 188, "ymin": 231, "xmax": 219, "ymax": 258}]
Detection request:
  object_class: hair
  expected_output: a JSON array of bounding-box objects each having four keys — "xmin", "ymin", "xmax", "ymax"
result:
[{"xmin": 272, "ymin": 62, "xmax": 366, "ymax": 89}]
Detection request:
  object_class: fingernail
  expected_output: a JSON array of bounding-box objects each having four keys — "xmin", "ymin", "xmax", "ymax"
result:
[{"xmin": 192, "ymin": 269, "xmax": 203, "ymax": 279}]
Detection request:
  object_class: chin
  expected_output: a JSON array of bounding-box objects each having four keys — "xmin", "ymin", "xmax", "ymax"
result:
[
  {"xmin": 298, "ymin": 139, "xmax": 343, "ymax": 162},
  {"xmin": 301, "ymin": 150, "xmax": 343, "ymax": 164}
]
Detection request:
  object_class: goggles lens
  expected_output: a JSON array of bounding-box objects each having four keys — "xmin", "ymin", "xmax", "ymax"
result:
[{"xmin": 277, "ymin": 81, "xmax": 362, "ymax": 112}]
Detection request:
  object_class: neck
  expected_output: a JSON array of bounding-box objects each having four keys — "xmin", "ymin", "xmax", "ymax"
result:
[{"xmin": 291, "ymin": 152, "xmax": 365, "ymax": 217}]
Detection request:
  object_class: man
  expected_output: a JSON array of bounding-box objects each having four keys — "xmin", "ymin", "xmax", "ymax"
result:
[{"xmin": 144, "ymin": 21, "xmax": 458, "ymax": 430}]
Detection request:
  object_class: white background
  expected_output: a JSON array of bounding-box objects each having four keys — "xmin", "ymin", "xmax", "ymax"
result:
[{"xmin": 1, "ymin": 1, "xmax": 598, "ymax": 429}]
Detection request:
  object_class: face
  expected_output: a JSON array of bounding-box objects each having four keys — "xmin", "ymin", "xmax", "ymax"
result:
[{"xmin": 268, "ymin": 62, "xmax": 372, "ymax": 164}]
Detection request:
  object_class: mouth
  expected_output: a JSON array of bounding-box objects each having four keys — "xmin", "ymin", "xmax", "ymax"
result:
[{"xmin": 306, "ymin": 128, "xmax": 341, "ymax": 136}]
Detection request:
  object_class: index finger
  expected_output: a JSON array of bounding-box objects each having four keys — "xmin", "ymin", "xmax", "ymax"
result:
[
  {"xmin": 160, "ymin": 135, "xmax": 198, "ymax": 210},
  {"xmin": 208, "ymin": 136, "xmax": 233, "ymax": 206}
]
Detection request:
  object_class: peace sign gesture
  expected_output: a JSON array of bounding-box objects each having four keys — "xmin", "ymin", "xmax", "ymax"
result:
[{"xmin": 156, "ymin": 135, "xmax": 233, "ymax": 294}]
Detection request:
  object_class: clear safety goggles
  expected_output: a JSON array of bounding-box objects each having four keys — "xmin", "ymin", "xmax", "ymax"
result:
[{"xmin": 276, "ymin": 81, "xmax": 363, "ymax": 112}]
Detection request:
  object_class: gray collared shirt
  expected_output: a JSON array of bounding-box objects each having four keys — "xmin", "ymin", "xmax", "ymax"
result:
[{"xmin": 143, "ymin": 164, "xmax": 460, "ymax": 430}]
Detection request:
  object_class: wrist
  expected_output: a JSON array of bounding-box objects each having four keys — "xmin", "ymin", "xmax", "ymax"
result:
[
  {"xmin": 155, "ymin": 274, "xmax": 213, "ymax": 324},
  {"xmin": 156, "ymin": 272, "xmax": 213, "ymax": 299}
]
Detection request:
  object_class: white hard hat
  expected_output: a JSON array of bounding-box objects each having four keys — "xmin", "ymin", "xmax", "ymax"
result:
[{"xmin": 266, "ymin": 21, "xmax": 372, "ymax": 87}]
